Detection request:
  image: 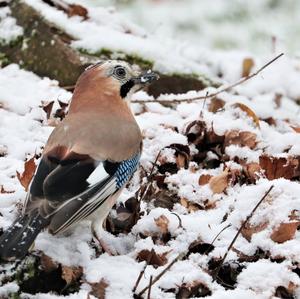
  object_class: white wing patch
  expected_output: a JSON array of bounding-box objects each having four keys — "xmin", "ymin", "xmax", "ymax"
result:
[{"xmin": 87, "ymin": 162, "xmax": 109, "ymax": 185}]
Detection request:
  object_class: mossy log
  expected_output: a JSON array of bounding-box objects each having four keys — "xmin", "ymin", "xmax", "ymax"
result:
[{"xmin": 0, "ymin": 0, "xmax": 215, "ymax": 95}]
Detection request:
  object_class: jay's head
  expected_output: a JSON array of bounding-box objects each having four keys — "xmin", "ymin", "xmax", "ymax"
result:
[{"xmin": 76, "ymin": 60, "xmax": 158, "ymax": 101}]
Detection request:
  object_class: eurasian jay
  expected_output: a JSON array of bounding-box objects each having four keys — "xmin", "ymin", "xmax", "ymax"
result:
[{"xmin": 0, "ymin": 60, "xmax": 158, "ymax": 261}]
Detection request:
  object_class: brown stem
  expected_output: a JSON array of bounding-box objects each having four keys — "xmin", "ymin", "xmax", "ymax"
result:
[
  {"xmin": 131, "ymin": 53, "xmax": 284, "ymax": 105},
  {"xmin": 147, "ymin": 276, "xmax": 153, "ymax": 299},
  {"xmin": 137, "ymin": 251, "xmax": 187, "ymax": 297},
  {"xmin": 213, "ymin": 185, "xmax": 274, "ymax": 281}
]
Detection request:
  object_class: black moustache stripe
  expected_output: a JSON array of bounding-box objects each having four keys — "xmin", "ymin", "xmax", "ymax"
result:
[{"xmin": 120, "ymin": 80, "xmax": 135, "ymax": 98}]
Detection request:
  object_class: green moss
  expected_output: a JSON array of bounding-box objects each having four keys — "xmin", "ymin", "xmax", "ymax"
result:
[
  {"xmin": 8, "ymin": 292, "xmax": 21, "ymax": 299},
  {"xmin": 0, "ymin": 35, "xmax": 23, "ymax": 48},
  {"xmin": 78, "ymin": 47, "xmax": 154, "ymax": 69},
  {"xmin": 0, "ymin": 52, "xmax": 10, "ymax": 67}
]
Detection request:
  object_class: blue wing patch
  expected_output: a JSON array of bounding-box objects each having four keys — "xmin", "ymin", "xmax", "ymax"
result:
[{"xmin": 115, "ymin": 154, "xmax": 140, "ymax": 189}]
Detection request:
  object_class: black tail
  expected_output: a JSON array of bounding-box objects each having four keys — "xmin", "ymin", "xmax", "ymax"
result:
[{"xmin": 0, "ymin": 212, "xmax": 49, "ymax": 261}]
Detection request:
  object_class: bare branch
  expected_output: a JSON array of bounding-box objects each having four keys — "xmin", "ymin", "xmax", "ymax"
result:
[
  {"xmin": 132, "ymin": 53, "xmax": 284, "ymax": 105},
  {"xmin": 147, "ymin": 276, "xmax": 153, "ymax": 299},
  {"xmin": 213, "ymin": 185, "xmax": 274, "ymax": 281},
  {"xmin": 136, "ymin": 251, "xmax": 187, "ymax": 297}
]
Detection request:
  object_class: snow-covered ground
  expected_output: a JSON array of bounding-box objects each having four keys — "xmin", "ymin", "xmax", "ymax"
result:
[{"xmin": 1, "ymin": 1, "xmax": 300, "ymax": 299}]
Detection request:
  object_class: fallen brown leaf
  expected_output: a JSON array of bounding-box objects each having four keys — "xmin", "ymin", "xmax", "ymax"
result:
[
  {"xmin": 198, "ymin": 174, "xmax": 213, "ymax": 185},
  {"xmin": 180, "ymin": 198, "xmax": 203, "ymax": 212},
  {"xmin": 270, "ymin": 221, "xmax": 300, "ymax": 243},
  {"xmin": 259, "ymin": 155, "xmax": 300, "ymax": 180},
  {"xmin": 225, "ymin": 130, "xmax": 257, "ymax": 149},
  {"xmin": 89, "ymin": 279, "xmax": 108, "ymax": 299},
  {"xmin": 0, "ymin": 185, "xmax": 14, "ymax": 194},
  {"xmin": 16, "ymin": 157, "xmax": 36, "ymax": 191},
  {"xmin": 177, "ymin": 280, "xmax": 211, "ymax": 298},
  {"xmin": 233, "ymin": 103, "xmax": 260, "ymax": 128},
  {"xmin": 209, "ymin": 169, "xmax": 229, "ymax": 194},
  {"xmin": 41, "ymin": 101, "xmax": 54, "ymax": 120},
  {"xmin": 61, "ymin": 265, "xmax": 83, "ymax": 285},
  {"xmin": 40, "ymin": 254, "xmax": 58, "ymax": 273},
  {"xmin": 68, "ymin": 4, "xmax": 88, "ymax": 19},
  {"xmin": 154, "ymin": 215, "xmax": 169, "ymax": 234},
  {"xmin": 242, "ymin": 57, "xmax": 255, "ymax": 77},
  {"xmin": 241, "ymin": 222, "xmax": 268, "ymax": 242},
  {"xmin": 243, "ymin": 163, "xmax": 262, "ymax": 182},
  {"xmin": 208, "ymin": 97, "xmax": 225, "ymax": 113},
  {"xmin": 137, "ymin": 248, "xmax": 168, "ymax": 268}
]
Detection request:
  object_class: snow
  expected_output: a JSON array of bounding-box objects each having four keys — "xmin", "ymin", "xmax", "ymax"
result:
[
  {"xmin": 0, "ymin": 7, "xmax": 23, "ymax": 44},
  {"xmin": 1, "ymin": 1, "xmax": 300, "ymax": 298}
]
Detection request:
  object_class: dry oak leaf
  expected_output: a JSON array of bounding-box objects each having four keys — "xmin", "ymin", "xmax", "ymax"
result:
[
  {"xmin": 61, "ymin": 265, "xmax": 83, "ymax": 285},
  {"xmin": 16, "ymin": 157, "xmax": 36, "ymax": 191},
  {"xmin": 41, "ymin": 100, "xmax": 54, "ymax": 120},
  {"xmin": 180, "ymin": 198, "xmax": 203, "ymax": 212},
  {"xmin": 137, "ymin": 248, "xmax": 168, "ymax": 268},
  {"xmin": 243, "ymin": 162, "xmax": 262, "ymax": 182},
  {"xmin": 0, "ymin": 185, "xmax": 14, "ymax": 193},
  {"xmin": 208, "ymin": 97, "xmax": 225, "ymax": 113},
  {"xmin": 68, "ymin": 4, "xmax": 89, "ymax": 19},
  {"xmin": 241, "ymin": 222, "xmax": 268, "ymax": 242},
  {"xmin": 241, "ymin": 57, "xmax": 255, "ymax": 77},
  {"xmin": 270, "ymin": 221, "xmax": 300, "ymax": 243},
  {"xmin": 291, "ymin": 126, "xmax": 300, "ymax": 133},
  {"xmin": 259, "ymin": 155, "xmax": 300, "ymax": 180},
  {"xmin": 198, "ymin": 174, "xmax": 213, "ymax": 186},
  {"xmin": 224, "ymin": 130, "xmax": 257, "ymax": 149},
  {"xmin": 154, "ymin": 215, "xmax": 169, "ymax": 234},
  {"xmin": 40, "ymin": 254, "xmax": 58, "ymax": 273},
  {"xmin": 232, "ymin": 102, "xmax": 260, "ymax": 128},
  {"xmin": 89, "ymin": 279, "xmax": 108, "ymax": 299},
  {"xmin": 209, "ymin": 169, "xmax": 230, "ymax": 194}
]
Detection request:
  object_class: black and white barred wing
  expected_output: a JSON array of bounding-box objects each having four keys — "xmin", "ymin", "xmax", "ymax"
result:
[{"xmin": 42, "ymin": 154, "xmax": 140, "ymax": 234}]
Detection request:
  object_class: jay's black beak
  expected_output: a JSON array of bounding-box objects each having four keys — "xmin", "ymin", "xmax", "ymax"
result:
[{"xmin": 133, "ymin": 70, "xmax": 159, "ymax": 85}]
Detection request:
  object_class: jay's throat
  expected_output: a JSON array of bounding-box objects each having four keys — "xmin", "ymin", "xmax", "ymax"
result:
[{"xmin": 120, "ymin": 79, "xmax": 135, "ymax": 98}]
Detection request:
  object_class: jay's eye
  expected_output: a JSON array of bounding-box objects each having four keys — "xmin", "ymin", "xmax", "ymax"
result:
[{"xmin": 114, "ymin": 66, "xmax": 126, "ymax": 78}]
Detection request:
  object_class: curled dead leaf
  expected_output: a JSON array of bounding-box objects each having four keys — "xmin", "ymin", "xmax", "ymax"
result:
[
  {"xmin": 198, "ymin": 174, "xmax": 213, "ymax": 186},
  {"xmin": 61, "ymin": 265, "xmax": 83, "ymax": 285},
  {"xmin": 225, "ymin": 130, "xmax": 257, "ymax": 149},
  {"xmin": 40, "ymin": 254, "xmax": 58, "ymax": 273},
  {"xmin": 137, "ymin": 248, "xmax": 168, "ymax": 268},
  {"xmin": 291, "ymin": 126, "xmax": 300, "ymax": 133},
  {"xmin": 41, "ymin": 101, "xmax": 54, "ymax": 120},
  {"xmin": 243, "ymin": 163, "xmax": 262, "ymax": 182},
  {"xmin": 270, "ymin": 221, "xmax": 300, "ymax": 243},
  {"xmin": 0, "ymin": 185, "xmax": 14, "ymax": 193},
  {"xmin": 241, "ymin": 222, "xmax": 268, "ymax": 242},
  {"xmin": 16, "ymin": 157, "xmax": 36, "ymax": 191},
  {"xmin": 154, "ymin": 215, "xmax": 169, "ymax": 234},
  {"xmin": 241, "ymin": 57, "xmax": 255, "ymax": 77},
  {"xmin": 180, "ymin": 198, "xmax": 203, "ymax": 212},
  {"xmin": 259, "ymin": 155, "xmax": 300, "ymax": 180},
  {"xmin": 177, "ymin": 280, "xmax": 212, "ymax": 298},
  {"xmin": 42, "ymin": 0, "xmax": 89, "ymax": 20},
  {"xmin": 208, "ymin": 97, "xmax": 225, "ymax": 113},
  {"xmin": 68, "ymin": 4, "xmax": 89, "ymax": 19},
  {"xmin": 232, "ymin": 103, "xmax": 260, "ymax": 128},
  {"xmin": 89, "ymin": 279, "xmax": 108, "ymax": 299},
  {"xmin": 209, "ymin": 169, "xmax": 230, "ymax": 194}
]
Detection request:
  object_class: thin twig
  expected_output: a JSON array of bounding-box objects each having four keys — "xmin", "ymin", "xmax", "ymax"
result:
[
  {"xmin": 170, "ymin": 212, "xmax": 183, "ymax": 229},
  {"xmin": 204, "ymin": 224, "xmax": 232, "ymax": 255},
  {"xmin": 137, "ymin": 150, "xmax": 162, "ymax": 202},
  {"xmin": 133, "ymin": 250, "xmax": 154, "ymax": 293},
  {"xmin": 131, "ymin": 53, "xmax": 284, "ymax": 105},
  {"xmin": 137, "ymin": 251, "xmax": 187, "ymax": 297},
  {"xmin": 213, "ymin": 185, "xmax": 274, "ymax": 281},
  {"xmin": 147, "ymin": 276, "xmax": 153, "ymax": 299}
]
